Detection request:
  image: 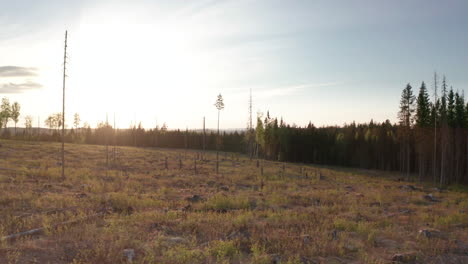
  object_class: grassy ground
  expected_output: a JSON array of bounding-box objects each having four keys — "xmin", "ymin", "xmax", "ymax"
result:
[{"xmin": 0, "ymin": 139, "xmax": 466, "ymax": 264}]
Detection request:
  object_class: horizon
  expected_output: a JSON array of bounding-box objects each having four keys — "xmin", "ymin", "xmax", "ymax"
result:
[
  {"xmin": 2, "ymin": 2, "xmax": 468, "ymax": 262},
  {"xmin": 1, "ymin": 0, "xmax": 467, "ymax": 129}
]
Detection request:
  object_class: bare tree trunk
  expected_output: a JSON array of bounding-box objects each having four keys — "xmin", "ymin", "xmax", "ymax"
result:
[
  {"xmin": 406, "ymin": 142, "xmax": 410, "ymax": 181},
  {"xmin": 216, "ymin": 110, "xmax": 219, "ymax": 174},
  {"xmin": 61, "ymin": 30, "xmax": 68, "ymax": 180},
  {"xmin": 203, "ymin": 117, "xmax": 205, "ymax": 161},
  {"xmin": 440, "ymin": 126, "xmax": 447, "ymax": 186}
]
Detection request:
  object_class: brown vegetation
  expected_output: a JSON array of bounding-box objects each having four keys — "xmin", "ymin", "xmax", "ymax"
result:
[{"xmin": 0, "ymin": 139, "xmax": 467, "ymax": 263}]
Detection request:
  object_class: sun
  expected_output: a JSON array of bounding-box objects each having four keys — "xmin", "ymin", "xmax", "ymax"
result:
[{"xmin": 63, "ymin": 12, "xmax": 210, "ymax": 128}]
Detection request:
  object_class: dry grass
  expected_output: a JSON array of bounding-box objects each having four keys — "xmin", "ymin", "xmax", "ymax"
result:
[{"xmin": 0, "ymin": 139, "xmax": 467, "ymax": 263}]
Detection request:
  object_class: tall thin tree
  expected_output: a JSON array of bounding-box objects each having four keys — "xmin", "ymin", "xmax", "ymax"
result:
[
  {"xmin": 203, "ymin": 116, "xmax": 206, "ymax": 160},
  {"xmin": 214, "ymin": 94, "xmax": 225, "ymax": 174},
  {"xmin": 61, "ymin": 30, "xmax": 68, "ymax": 179},
  {"xmin": 248, "ymin": 88, "xmax": 254, "ymax": 159},
  {"xmin": 439, "ymin": 76, "xmax": 449, "ymax": 186},
  {"xmin": 433, "ymin": 72, "xmax": 438, "ymax": 184},
  {"xmin": 415, "ymin": 82, "xmax": 430, "ymax": 181},
  {"xmin": 398, "ymin": 83, "xmax": 415, "ymax": 180}
]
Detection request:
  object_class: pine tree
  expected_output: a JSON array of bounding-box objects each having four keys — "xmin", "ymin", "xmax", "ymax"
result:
[
  {"xmin": 398, "ymin": 83, "xmax": 415, "ymax": 180},
  {"xmin": 398, "ymin": 84, "xmax": 416, "ymax": 127}
]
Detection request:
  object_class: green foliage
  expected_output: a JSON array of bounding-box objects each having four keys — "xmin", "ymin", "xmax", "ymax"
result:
[
  {"xmin": 398, "ymin": 83, "xmax": 415, "ymax": 127},
  {"xmin": 208, "ymin": 240, "xmax": 239, "ymax": 261},
  {"xmin": 251, "ymin": 243, "xmax": 271, "ymax": 264},
  {"xmin": 415, "ymin": 82, "xmax": 431, "ymax": 127},
  {"xmin": 164, "ymin": 246, "xmax": 204, "ymax": 264},
  {"xmin": 203, "ymin": 194, "xmax": 250, "ymax": 211}
]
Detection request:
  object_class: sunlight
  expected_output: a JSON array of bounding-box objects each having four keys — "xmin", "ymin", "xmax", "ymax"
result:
[{"xmin": 66, "ymin": 12, "xmax": 210, "ymax": 127}]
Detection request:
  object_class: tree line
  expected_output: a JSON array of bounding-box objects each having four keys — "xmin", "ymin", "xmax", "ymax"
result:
[{"xmin": 1, "ymin": 75, "xmax": 467, "ymax": 185}]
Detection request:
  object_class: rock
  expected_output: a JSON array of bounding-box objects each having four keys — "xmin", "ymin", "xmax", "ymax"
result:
[
  {"xmin": 166, "ymin": 236, "xmax": 186, "ymax": 244},
  {"xmin": 423, "ymin": 193, "xmax": 440, "ymax": 202},
  {"xmin": 323, "ymin": 257, "xmax": 346, "ymax": 264},
  {"xmin": 391, "ymin": 252, "xmax": 417, "ymax": 263},
  {"xmin": 186, "ymin": 194, "xmax": 203, "ymax": 203},
  {"xmin": 270, "ymin": 254, "xmax": 281, "ymax": 264},
  {"xmin": 418, "ymin": 228, "xmax": 441, "ymax": 239},
  {"xmin": 302, "ymin": 235, "xmax": 311, "ymax": 245},
  {"xmin": 399, "ymin": 209, "xmax": 413, "ymax": 214},
  {"xmin": 227, "ymin": 229, "xmax": 251, "ymax": 240},
  {"xmin": 220, "ymin": 185, "xmax": 229, "ymax": 191},
  {"xmin": 375, "ymin": 237, "xmax": 399, "ymax": 249},
  {"xmin": 123, "ymin": 248, "xmax": 135, "ymax": 263},
  {"xmin": 344, "ymin": 242, "xmax": 358, "ymax": 252},
  {"xmin": 354, "ymin": 193, "xmax": 364, "ymax": 198},
  {"xmin": 399, "ymin": 185, "xmax": 418, "ymax": 191}
]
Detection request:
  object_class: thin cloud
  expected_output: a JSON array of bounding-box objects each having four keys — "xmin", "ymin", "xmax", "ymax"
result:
[
  {"xmin": 257, "ymin": 82, "xmax": 341, "ymax": 98},
  {"xmin": 0, "ymin": 81, "xmax": 42, "ymax": 93},
  {"xmin": 0, "ymin": 66, "xmax": 38, "ymax": 77},
  {"xmin": 176, "ymin": 0, "xmax": 231, "ymax": 18}
]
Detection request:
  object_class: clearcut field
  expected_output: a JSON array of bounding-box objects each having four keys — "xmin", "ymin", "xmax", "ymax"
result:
[{"xmin": 0, "ymin": 139, "xmax": 467, "ymax": 264}]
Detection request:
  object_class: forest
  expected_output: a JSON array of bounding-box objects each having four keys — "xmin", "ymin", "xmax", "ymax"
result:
[{"xmin": 1, "ymin": 75, "xmax": 467, "ymax": 185}]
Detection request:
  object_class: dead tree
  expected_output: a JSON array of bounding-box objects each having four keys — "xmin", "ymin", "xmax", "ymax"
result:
[{"xmin": 61, "ymin": 30, "xmax": 68, "ymax": 179}]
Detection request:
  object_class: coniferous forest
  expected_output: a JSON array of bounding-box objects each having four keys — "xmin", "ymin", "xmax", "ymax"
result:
[{"xmin": 1, "ymin": 76, "xmax": 467, "ymax": 185}]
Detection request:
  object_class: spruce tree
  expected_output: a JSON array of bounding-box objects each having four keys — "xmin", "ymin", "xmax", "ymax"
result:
[
  {"xmin": 415, "ymin": 82, "xmax": 431, "ymax": 127},
  {"xmin": 454, "ymin": 92, "xmax": 465, "ymax": 128},
  {"xmin": 447, "ymin": 88, "xmax": 455, "ymax": 127},
  {"xmin": 414, "ymin": 82, "xmax": 431, "ymax": 181},
  {"xmin": 466, "ymin": 102, "xmax": 468, "ymax": 128},
  {"xmin": 439, "ymin": 76, "xmax": 449, "ymax": 186},
  {"xmin": 439, "ymin": 76, "xmax": 448, "ymax": 122}
]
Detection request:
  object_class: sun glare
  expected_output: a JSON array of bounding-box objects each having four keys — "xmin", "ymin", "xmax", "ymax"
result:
[{"xmin": 65, "ymin": 12, "xmax": 211, "ymax": 128}]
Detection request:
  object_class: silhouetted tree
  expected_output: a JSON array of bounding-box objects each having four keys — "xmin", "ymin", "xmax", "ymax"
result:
[{"xmin": 398, "ymin": 83, "xmax": 415, "ymax": 180}]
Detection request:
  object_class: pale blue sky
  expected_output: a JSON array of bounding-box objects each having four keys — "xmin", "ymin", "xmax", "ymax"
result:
[{"xmin": 1, "ymin": 0, "xmax": 467, "ymax": 129}]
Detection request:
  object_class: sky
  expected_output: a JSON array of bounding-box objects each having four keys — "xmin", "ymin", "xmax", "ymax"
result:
[{"xmin": 1, "ymin": 0, "xmax": 467, "ymax": 130}]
